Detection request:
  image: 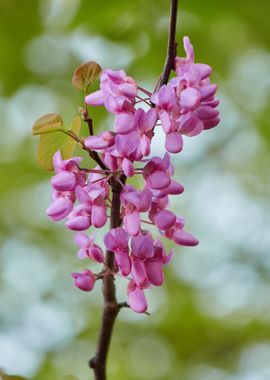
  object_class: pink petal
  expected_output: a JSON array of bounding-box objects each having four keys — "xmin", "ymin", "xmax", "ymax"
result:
[
  {"xmin": 183, "ymin": 36, "xmax": 194, "ymax": 62},
  {"xmin": 199, "ymin": 84, "xmax": 217, "ymax": 100},
  {"xmin": 203, "ymin": 117, "xmax": 220, "ymax": 130},
  {"xmin": 84, "ymin": 132, "xmax": 115, "ymax": 150},
  {"xmin": 75, "ymin": 186, "xmax": 90, "ymax": 204},
  {"xmin": 85, "ymin": 90, "xmax": 104, "ymax": 106},
  {"xmin": 46, "ymin": 197, "xmax": 73, "ymax": 221},
  {"xmin": 74, "ymin": 232, "xmax": 89, "ymax": 249},
  {"xmin": 180, "ymin": 87, "xmax": 200, "ymax": 110},
  {"xmin": 115, "ymin": 251, "xmax": 131, "ymax": 276},
  {"xmin": 196, "ymin": 106, "xmax": 219, "ymax": 120},
  {"xmin": 159, "ymin": 110, "xmax": 172, "ymax": 134},
  {"xmin": 165, "ymin": 132, "xmax": 183, "ymax": 153},
  {"xmin": 122, "ymin": 158, "xmax": 134, "ymax": 177},
  {"xmin": 77, "ymin": 248, "xmax": 88, "ymax": 259},
  {"xmin": 145, "ymin": 260, "xmax": 164, "ymax": 286},
  {"xmin": 193, "ymin": 63, "xmax": 212, "ymax": 79},
  {"xmin": 124, "ymin": 212, "xmax": 141, "ymax": 236},
  {"xmin": 140, "ymin": 135, "xmax": 151, "ymax": 157},
  {"xmin": 51, "ymin": 171, "xmax": 77, "ymax": 192},
  {"xmin": 154, "ymin": 209, "xmax": 176, "ymax": 230},
  {"xmin": 89, "ymin": 246, "xmax": 104, "ymax": 263},
  {"xmin": 115, "ymin": 112, "xmax": 136, "ymax": 134},
  {"xmin": 138, "ymin": 189, "xmax": 152, "ymax": 212},
  {"xmin": 53, "ymin": 150, "xmax": 63, "ymax": 173},
  {"xmin": 115, "ymin": 131, "xmax": 139, "ymax": 157},
  {"xmin": 71, "ymin": 269, "xmax": 95, "ymax": 291},
  {"xmin": 92, "ymin": 204, "xmax": 107, "ymax": 228},
  {"xmin": 147, "ymin": 170, "xmax": 171, "ymax": 190},
  {"xmin": 66, "ymin": 216, "xmax": 91, "ymax": 231},
  {"xmin": 164, "ymin": 179, "xmax": 184, "ymax": 195},
  {"xmin": 179, "ymin": 114, "xmax": 204, "ymax": 137},
  {"xmin": 131, "ymin": 259, "xmax": 148, "ymax": 287},
  {"xmin": 118, "ymin": 83, "xmax": 137, "ymax": 98},
  {"xmin": 128, "ymin": 288, "xmax": 147, "ymax": 313},
  {"xmin": 172, "ymin": 229, "xmax": 199, "ymax": 246},
  {"xmin": 131, "ymin": 235, "xmax": 154, "ymax": 259}
]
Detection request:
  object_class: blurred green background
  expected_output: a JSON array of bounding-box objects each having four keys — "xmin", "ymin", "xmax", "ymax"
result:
[{"xmin": 1, "ymin": 0, "xmax": 270, "ymax": 379}]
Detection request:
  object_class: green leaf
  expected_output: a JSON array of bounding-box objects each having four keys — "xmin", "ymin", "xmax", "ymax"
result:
[
  {"xmin": 0, "ymin": 371, "xmax": 28, "ymax": 380},
  {"xmin": 36, "ymin": 116, "xmax": 81, "ymax": 171},
  {"xmin": 72, "ymin": 61, "xmax": 102, "ymax": 92},
  {"xmin": 32, "ymin": 113, "xmax": 64, "ymax": 136}
]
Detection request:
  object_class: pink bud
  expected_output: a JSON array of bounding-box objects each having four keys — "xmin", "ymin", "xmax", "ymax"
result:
[
  {"xmin": 115, "ymin": 251, "xmax": 131, "ymax": 276},
  {"xmin": 145, "ymin": 260, "xmax": 164, "ymax": 286},
  {"xmin": 154, "ymin": 209, "xmax": 176, "ymax": 230},
  {"xmin": 51, "ymin": 172, "xmax": 77, "ymax": 192},
  {"xmin": 172, "ymin": 229, "xmax": 199, "ymax": 246},
  {"xmin": 128, "ymin": 287, "xmax": 147, "ymax": 313},
  {"xmin": 84, "ymin": 132, "xmax": 115, "ymax": 150},
  {"xmin": 71, "ymin": 269, "xmax": 95, "ymax": 291},
  {"xmin": 131, "ymin": 235, "xmax": 154, "ymax": 259},
  {"xmin": 46, "ymin": 197, "xmax": 73, "ymax": 221},
  {"xmin": 66, "ymin": 216, "xmax": 91, "ymax": 231},
  {"xmin": 165, "ymin": 132, "xmax": 183, "ymax": 154}
]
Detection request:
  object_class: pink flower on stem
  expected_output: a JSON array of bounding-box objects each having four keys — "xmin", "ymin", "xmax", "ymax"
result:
[
  {"xmin": 66, "ymin": 183, "xmax": 108, "ymax": 231},
  {"xmin": 85, "ymin": 69, "xmax": 137, "ymax": 114},
  {"xmin": 165, "ymin": 217, "xmax": 199, "ymax": 247},
  {"xmin": 121, "ymin": 185, "xmax": 152, "ymax": 236},
  {"xmin": 71, "ymin": 269, "xmax": 96, "ymax": 292},
  {"xmin": 44, "ymin": 34, "xmax": 219, "ymax": 314},
  {"xmin": 127, "ymin": 280, "xmax": 148, "ymax": 314},
  {"xmin": 74, "ymin": 232, "xmax": 104, "ymax": 263},
  {"xmin": 51, "ymin": 150, "xmax": 85, "ymax": 192},
  {"xmin": 104, "ymin": 228, "xmax": 131, "ymax": 276},
  {"xmin": 143, "ymin": 153, "xmax": 175, "ymax": 191},
  {"xmin": 151, "ymin": 36, "xmax": 219, "ymax": 153},
  {"xmin": 46, "ymin": 191, "xmax": 74, "ymax": 221}
]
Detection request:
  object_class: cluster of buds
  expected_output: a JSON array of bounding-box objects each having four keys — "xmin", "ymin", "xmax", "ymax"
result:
[{"xmin": 46, "ymin": 37, "xmax": 219, "ymax": 313}]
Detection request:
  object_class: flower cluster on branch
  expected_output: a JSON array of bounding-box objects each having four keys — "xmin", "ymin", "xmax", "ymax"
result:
[{"xmin": 46, "ymin": 37, "xmax": 219, "ymax": 313}]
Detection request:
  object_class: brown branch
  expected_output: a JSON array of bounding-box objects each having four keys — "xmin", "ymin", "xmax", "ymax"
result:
[
  {"xmin": 89, "ymin": 175, "xmax": 126, "ymax": 380},
  {"xmin": 158, "ymin": 0, "xmax": 179, "ymax": 89},
  {"xmin": 88, "ymin": 1, "xmax": 179, "ymax": 379}
]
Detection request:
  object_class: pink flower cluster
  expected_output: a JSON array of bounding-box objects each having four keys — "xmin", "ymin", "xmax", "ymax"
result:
[{"xmin": 46, "ymin": 37, "xmax": 219, "ymax": 313}]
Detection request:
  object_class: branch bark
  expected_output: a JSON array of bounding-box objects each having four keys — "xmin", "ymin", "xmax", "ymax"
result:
[
  {"xmin": 159, "ymin": 0, "xmax": 179, "ymax": 89},
  {"xmin": 89, "ymin": 176, "xmax": 126, "ymax": 380},
  {"xmin": 89, "ymin": 1, "xmax": 179, "ymax": 378}
]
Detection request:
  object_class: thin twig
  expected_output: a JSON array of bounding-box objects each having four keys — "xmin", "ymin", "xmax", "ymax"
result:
[{"xmin": 158, "ymin": 0, "xmax": 179, "ymax": 89}]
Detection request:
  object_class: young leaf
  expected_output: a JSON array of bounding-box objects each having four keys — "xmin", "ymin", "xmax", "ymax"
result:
[
  {"xmin": 32, "ymin": 113, "xmax": 64, "ymax": 135},
  {"xmin": 72, "ymin": 61, "xmax": 102, "ymax": 92},
  {"xmin": 36, "ymin": 116, "xmax": 81, "ymax": 171},
  {"xmin": 0, "ymin": 371, "xmax": 28, "ymax": 380}
]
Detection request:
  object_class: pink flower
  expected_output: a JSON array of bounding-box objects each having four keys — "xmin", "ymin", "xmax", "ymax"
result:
[
  {"xmin": 151, "ymin": 36, "xmax": 219, "ymax": 153},
  {"xmin": 84, "ymin": 131, "xmax": 115, "ymax": 150},
  {"xmin": 46, "ymin": 193, "xmax": 74, "ymax": 221},
  {"xmin": 165, "ymin": 217, "xmax": 199, "ymax": 246},
  {"xmin": 104, "ymin": 228, "xmax": 131, "ymax": 276},
  {"xmin": 74, "ymin": 232, "xmax": 104, "ymax": 263},
  {"xmin": 121, "ymin": 185, "xmax": 152, "ymax": 236},
  {"xmin": 127, "ymin": 280, "xmax": 148, "ymax": 313},
  {"xmin": 66, "ymin": 183, "xmax": 108, "ymax": 231},
  {"xmin": 143, "ymin": 153, "xmax": 174, "ymax": 191},
  {"xmin": 71, "ymin": 269, "xmax": 95, "ymax": 292},
  {"xmin": 85, "ymin": 69, "xmax": 137, "ymax": 114},
  {"xmin": 51, "ymin": 150, "xmax": 85, "ymax": 192}
]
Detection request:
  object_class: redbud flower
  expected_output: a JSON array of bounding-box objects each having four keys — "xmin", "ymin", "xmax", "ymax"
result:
[
  {"xmin": 74, "ymin": 232, "xmax": 104, "ymax": 263},
  {"xmin": 71, "ymin": 269, "xmax": 95, "ymax": 292}
]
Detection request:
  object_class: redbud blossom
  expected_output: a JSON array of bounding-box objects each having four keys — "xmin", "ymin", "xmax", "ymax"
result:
[{"xmin": 45, "ymin": 36, "xmax": 219, "ymax": 313}]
